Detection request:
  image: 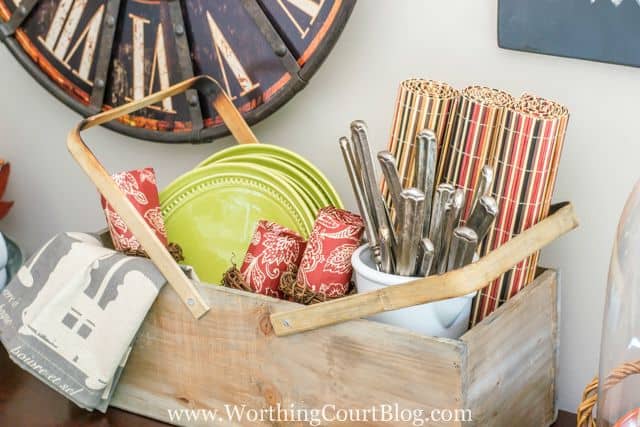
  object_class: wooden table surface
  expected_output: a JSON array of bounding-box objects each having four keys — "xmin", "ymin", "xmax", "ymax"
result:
[{"xmin": 0, "ymin": 348, "xmax": 576, "ymax": 426}]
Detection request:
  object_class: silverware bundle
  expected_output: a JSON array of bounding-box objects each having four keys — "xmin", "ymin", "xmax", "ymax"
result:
[{"xmin": 340, "ymin": 121, "xmax": 499, "ymax": 277}]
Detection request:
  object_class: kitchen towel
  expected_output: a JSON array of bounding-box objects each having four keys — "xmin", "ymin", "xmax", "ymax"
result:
[{"xmin": 0, "ymin": 232, "xmax": 166, "ymax": 412}]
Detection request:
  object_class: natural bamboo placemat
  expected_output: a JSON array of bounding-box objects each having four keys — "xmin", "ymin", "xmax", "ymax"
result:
[
  {"xmin": 438, "ymin": 86, "xmax": 514, "ymax": 221},
  {"xmin": 384, "ymin": 79, "xmax": 459, "ymax": 203},
  {"xmin": 471, "ymin": 94, "xmax": 569, "ymax": 325}
]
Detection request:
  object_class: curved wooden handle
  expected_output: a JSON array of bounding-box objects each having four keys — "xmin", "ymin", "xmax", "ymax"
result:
[
  {"xmin": 73, "ymin": 76, "xmax": 259, "ymax": 144},
  {"xmin": 67, "ymin": 76, "xmax": 258, "ymax": 319},
  {"xmin": 270, "ymin": 202, "xmax": 579, "ymax": 336}
]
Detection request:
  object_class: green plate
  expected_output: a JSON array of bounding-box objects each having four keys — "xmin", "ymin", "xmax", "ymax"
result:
[
  {"xmin": 217, "ymin": 161, "xmax": 321, "ymax": 217},
  {"xmin": 197, "ymin": 144, "xmax": 343, "ymax": 208},
  {"xmin": 215, "ymin": 155, "xmax": 332, "ymax": 210},
  {"xmin": 160, "ymin": 163, "xmax": 315, "ymax": 284}
]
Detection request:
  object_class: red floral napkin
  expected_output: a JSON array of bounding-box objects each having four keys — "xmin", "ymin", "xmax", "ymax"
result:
[
  {"xmin": 240, "ymin": 220, "xmax": 306, "ymax": 298},
  {"xmin": 296, "ymin": 207, "xmax": 364, "ymax": 298},
  {"xmin": 101, "ymin": 168, "xmax": 168, "ymax": 252}
]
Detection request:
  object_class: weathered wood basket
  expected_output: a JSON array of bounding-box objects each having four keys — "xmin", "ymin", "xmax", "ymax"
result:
[
  {"xmin": 109, "ymin": 268, "xmax": 559, "ymax": 427},
  {"xmin": 67, "ymin": 76, "xmax": 578, "ymax": 426}
]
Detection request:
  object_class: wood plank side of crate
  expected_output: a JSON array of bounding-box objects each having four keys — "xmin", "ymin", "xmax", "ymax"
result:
[
  {"xmin": 111, "ymin": 283, "xmax": 466, "ymax": 426},
  {"xmin": 460, "ymin": 269, "xmax": 558, "ymax": 427}
]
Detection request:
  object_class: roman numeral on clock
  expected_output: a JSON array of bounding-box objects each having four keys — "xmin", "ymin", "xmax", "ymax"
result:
[
  {"xmin": 128, "ymin": 13, "xmax": 174, "ymax": 113},
  {"xmin": 38, "ymin": 0, "xmax": 105, "ymax": 84},
  {"xmin": 276, "ymin": 0, "xmax": 325, "ymax": 38},
  {"xmin": 206, "ymin": 10, "xmax": 260, "ymax": 100}
]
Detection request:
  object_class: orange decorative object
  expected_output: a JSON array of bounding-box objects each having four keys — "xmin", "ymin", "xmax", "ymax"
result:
[
  {"xmin": 0, "ymin": 160, "xmax": 13, "ymax": 220},
  {"xmin": 615, "ymin": 408, "xmax": 640, "ymax": 427}
]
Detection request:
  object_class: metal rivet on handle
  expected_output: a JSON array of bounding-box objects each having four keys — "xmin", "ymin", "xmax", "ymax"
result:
[
  {"xmin": 187, "ymin": 297, "xmax": 195, "ymax": 306},
  {"xmin": 274, "ymin": 43, "xmax": 287, "ymax": 57},
  {"xmin": 174, "ymin": 24, "xmax": 184, "ymax": 36},
  {"xmin": 105, "ymin": 15, "xmax": 115, "ymax": 28},
  {"xmin": 95, "ymin": 79, "xmax": 105, "ymax": 89},
  {"xmin": 282, "ymin": 320, "xmax": 290, "ymax": 328}
]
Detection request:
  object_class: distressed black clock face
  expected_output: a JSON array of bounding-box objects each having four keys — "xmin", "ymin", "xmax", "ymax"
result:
[{"xmin": 0, "ymin": 0, "xmax": 355, "ymax": 142}]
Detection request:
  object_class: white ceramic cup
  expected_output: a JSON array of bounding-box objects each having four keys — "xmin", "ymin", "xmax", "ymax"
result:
[{"xmin": 351, "ymin": 245, "xmax": 476, "ymax": 339}]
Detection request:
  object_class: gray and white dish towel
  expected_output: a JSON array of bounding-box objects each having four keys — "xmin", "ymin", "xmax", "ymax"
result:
[{"xmin": 0, "ymin": 232, "xmax": 166, "ymax": 412}]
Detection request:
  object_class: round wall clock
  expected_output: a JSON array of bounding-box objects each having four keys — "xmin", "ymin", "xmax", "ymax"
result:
[{"xmin": 0, "ymin": 0, "xmax": 355, "ymax": 142}]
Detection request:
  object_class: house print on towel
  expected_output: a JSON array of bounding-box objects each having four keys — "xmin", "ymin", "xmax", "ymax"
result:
[{"xmin": 18, "ymin": 233, "xmax": 159, "ymax": 390}]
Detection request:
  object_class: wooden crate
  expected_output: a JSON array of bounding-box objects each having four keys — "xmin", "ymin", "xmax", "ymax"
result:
[
  {"xmin": 111, "ymin": 269, "xmax": 558, "ymax": 426},
  {"xmin": 68, "ymin": 77, "xmax": 572, "ymax": 426}
]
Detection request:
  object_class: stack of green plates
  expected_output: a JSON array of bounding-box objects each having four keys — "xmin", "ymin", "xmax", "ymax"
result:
[{"xmin": 160, "ymin": 144, "xmax": 343, "ymax": 284}]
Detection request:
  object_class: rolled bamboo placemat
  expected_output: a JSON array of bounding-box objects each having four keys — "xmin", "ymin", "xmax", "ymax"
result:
[
  {"xmin": 437, "ymin": 86, "xmax": 514, "ymax": 221},
  {"xmin": 519, "ymin": 92, "xmax": 570, "ymax": 218},
  {"xmin": 384, "ymin": 79, "xmax": 459, "ymax": 204},
  {"xmin": 470, "ymin": 93, "xmax": 569, "ymax": 326},
  {"xmin": 517, "ymin": 93, "xmax": 570, "ymax": 286}
]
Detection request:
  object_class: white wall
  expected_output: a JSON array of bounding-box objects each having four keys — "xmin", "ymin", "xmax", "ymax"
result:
[{"xmin": 1, "ymin": 0, "xmax": 638, "ymax": 413}]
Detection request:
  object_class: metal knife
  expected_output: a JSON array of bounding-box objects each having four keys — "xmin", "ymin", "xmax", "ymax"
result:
[
  {"xmin": 351, "ymin": 121, "xmax": 393, "ymax": 240},
  {"xmin": 378, "ymin": 225, "xmax": 396, "ymax": 274},
  {"xmin": 447, "ymin": 226, "xmax": 478, "ymax": 271},
  {"xmin": 429, "ymin": 183, "xmax": 455, "ymax": 274},
  {"xmin": 417, "ymin": 238, "xmax": 435, "ymax": 277},
  {"xmin": 437, "ymin": 188, "xmax": 465, "ymax": 274},
  {"xmin": 395, "ymin": 188, "xmax": 426, "ymax": 276},
  {"xmin": 415, "ymin": 130, "xmax": 438, "ymax": 238},
  {"xmin": 471, "ymin": 165, "xmax": 494, "ymax": 214},
  {"xmin": 466, "ymin": 195, "xmax": 498, "ymax": 243},
  {"xmin": 377, "ymin": 150, "xmax": 404, "ymax": 223},
  {"xmin": 350, "ymin": 121, "xmax": 381, "ymax": 232},
  {"xmin": 351, "ymin": 121, "xmax": 399, "ymax": 272},
  {"xmin": 339, "ymin": 136, "xmax": 382, "ymax": 268}
]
